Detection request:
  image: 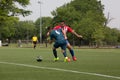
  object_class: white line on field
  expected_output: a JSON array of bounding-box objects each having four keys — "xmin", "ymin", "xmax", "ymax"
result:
[{"xmin": 0, "ymin": 61, "xmax": 120, "ymax": 80}]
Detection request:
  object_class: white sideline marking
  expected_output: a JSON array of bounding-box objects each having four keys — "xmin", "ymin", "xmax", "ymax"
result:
[{"xmin": 0, "ymin": 61, "xmax": 120, "ymax": 80}]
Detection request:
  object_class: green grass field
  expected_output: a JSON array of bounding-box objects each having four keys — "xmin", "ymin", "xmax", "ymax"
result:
[{"xmin": 0, "ymin": 47, "xmax": 120, "ymax": 80}]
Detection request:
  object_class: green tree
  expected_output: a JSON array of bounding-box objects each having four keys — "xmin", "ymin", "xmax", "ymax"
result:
[
  {"xmin": 52, "ymin": 0, "xmax": 106, "ymax": 46},
  {"xmin": 0, "ymin": 17, "xmax": 18, "ymax": 39},
  {"xmin": 14, "ymin": 21, "xmax": 35, "ymax": 40},
  {"xmin": 104, "ymin": 27, "xmax": 120, "ymax": 45},
  {"xmin": 35, "ymin": 17, "xmax": 52, "ymax": 42},
  {"xmin": 92, "ymin": 27, "xmax": 104, "ymax": 47},
  {"xmin": 0, "ymin": 0, "xmax": 31, "ymax": 39}
]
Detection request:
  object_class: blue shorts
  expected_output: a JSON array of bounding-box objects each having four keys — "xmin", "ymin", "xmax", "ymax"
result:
[
  {"xmin": 54, "ymin": 40, "xmax": 67, "ymax": 50},
  {"xmin": 66, "ymin": 40, "xmax": 69, "ymax": 44}
]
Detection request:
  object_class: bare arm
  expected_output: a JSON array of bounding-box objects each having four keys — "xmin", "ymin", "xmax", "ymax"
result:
[
  {"xmin": 62, "ymin": 28, "xmax": 67, "ymax": 39},
  {"xmin": 71, "ymin": 30, "xmax": 83, "ymax": 38}
]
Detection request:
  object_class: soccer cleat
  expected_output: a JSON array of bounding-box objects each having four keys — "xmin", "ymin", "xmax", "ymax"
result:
[
  {"xmin": 72, "ymin": 56, "xmax": 77, "ymax": 61},
  {"xmin": 64, "ymin": 57, "xmax": 70, "ymax": 62},
  {"xmin": 54, "ymin": 57, "xmax": 59, "ymax": 61}
]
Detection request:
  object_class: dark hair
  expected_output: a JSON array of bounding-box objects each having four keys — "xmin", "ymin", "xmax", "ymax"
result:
[
  {"xmin": 47, "ymin": 26, "xmax": 52, "ymax": 31},
  {"xmin": 60, "ymin": 20, "xmax": 65, "ymax": 23}
]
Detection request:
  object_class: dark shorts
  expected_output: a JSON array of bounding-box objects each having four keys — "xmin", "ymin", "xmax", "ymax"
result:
[
  {"xmin": 66, "ymin": 40, "xmax": 69, "ymax": 44},
  {"xmin": 33, "ymin": 41, "xmax": 37, "ymax": 44},
  {"xmin": 54, "ymin": 40, "xmax": 67, "ymax": 50}
]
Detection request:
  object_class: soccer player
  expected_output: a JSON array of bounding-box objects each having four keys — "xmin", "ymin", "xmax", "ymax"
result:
[
  {"xmin": 47, "ymin": 27, "xmax": 70, "ymax": 62},
  {"xmin": 32, "ymin": 35, "xmax": 38, "ymax": 49},
  {"xmin": 53, "ymin": 21, "xmax": 83, "ymax": 61}
]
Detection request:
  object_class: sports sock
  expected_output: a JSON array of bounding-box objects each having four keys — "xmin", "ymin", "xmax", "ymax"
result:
[
  {"xmin": 63, "ymin": 51, "xmax": 67, "ymax": 57},
  {"xmin": 53, "ymin": 49, "xmax": 57, "ymax": 58},
  {"xmin": 34, "ymin": 45, "xmax": 35, "ymax": 49},
  {"xmin": 69, "ymin": 49, "xmax": 74, "ymax": 57}
]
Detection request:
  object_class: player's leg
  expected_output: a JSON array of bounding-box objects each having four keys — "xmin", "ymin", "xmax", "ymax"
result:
[
  {"xmin": 53, "ymin": 43, "xmax": 59, "ymax": 61},
  {"xmin": 61, "ymin": 42, "xmax": 70, "ymax": 62},
  {"xmin": 33, "ymin": 42, "xmax": 35, "ymax": 49},
  {"xmin": 66, "ymin": 41, "xmax": 77, "ymax": 61},
  {"xmin": 61, "ymin": 49, "xmax": 67, "ymax": 57},
  {"xmin": 34, "ymin": 42, "xmax": 37, "ymax": 48},
  {"xmin": 62, "ymin": 49, "xmax": 70, "ymax": 62},
  {"xmin": 67, "ymin": 43, "xmax": 74, "ymax": 56}
]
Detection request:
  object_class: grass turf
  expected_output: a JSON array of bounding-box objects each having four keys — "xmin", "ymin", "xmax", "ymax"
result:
[{"xmin": 0, "ymin": 47, "xmax": 120, "ymax": 80}]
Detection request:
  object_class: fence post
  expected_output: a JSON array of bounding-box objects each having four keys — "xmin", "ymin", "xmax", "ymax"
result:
[{"xmin": 0, "ymin": 40, "xmax": 2, "ymax": 47}]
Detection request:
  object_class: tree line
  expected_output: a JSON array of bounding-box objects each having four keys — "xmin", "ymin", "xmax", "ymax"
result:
[{"xmin": 0, "ymin": 0, "xmax": 120, "ymax": 47}]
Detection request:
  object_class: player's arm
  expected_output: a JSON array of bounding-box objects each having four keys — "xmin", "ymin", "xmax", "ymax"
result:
[
  {"xmin": 49, "ymin": 38, "xmax": 55, "ymax": 44},
  {"xmin": 71, "ymin": 30, "xmax": 83, "ymax": 38},
  {"xmin": 46, "ymin": 27, "xmax": 52, "ymax": 42},
  {"xmin": 49, "ymin": 34, "xmax": 55, "ymax": 44},
  {"xmin": 61, "ymin": 29, "xmax": 67, "ymax": 39},
  {"xmin": 49, "ymin": 39, "xmax": 53, "ymax": 44},
  {"xmin": 36, "ymin": 37, "xmax": 38, "ymax": 43},
  {"xmin": 46, "ymin": 31, "xmax": 50, "ymax": 37},
  {"xmin": 67, "ymin": 26, "xmax": 83, "ymax": 38}
]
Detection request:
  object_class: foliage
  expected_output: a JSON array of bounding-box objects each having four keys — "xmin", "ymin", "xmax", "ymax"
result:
[
  {"xmin": 35, "ymin": 17, "xmax": 52, "ymax": 42},
  {"xmin": 104, "ymin": 27, "xmax": 120, "ymax": 45},
  {"xmin": 0, "ymin": 0, "xmax": 31, "ymax": 39},
  {"xmin": 52, "ymin": 0, "xmax": 107, "ymax": 46},
  {"xmin": 0, "ymin": 17, "xmax": 18, "ymax": 39},
  {"xmin": 0, "ymin": 0, "xmax": 120, "ymax": 46},
  {"xmin": 13, "ymin": 21, "xmax": 36, "ymax": 40}
]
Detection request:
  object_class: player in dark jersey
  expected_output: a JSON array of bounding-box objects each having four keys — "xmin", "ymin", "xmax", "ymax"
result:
[{"xmin": 47, "ymin": 27, "xmax": 70, "ymax": 62}]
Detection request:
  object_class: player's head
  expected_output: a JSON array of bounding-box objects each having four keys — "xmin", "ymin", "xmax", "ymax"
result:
[
  {"xmin": 34, "ymin": 34, "xmax": 36, "ymax": 36},
  {"xmin": 46, "ymin": 26, "xmax": 52, "ymax": 37},
  {"xmin": 60, "ymin": 21, "xmax": 66, "ymax": 28},
  {"xmin": 47, "ymin": 26, "xmax": 53, "ymax": 33},
  {"xmin": 47, "ymin": 26, "xmax": 52, "ymax": 30}
]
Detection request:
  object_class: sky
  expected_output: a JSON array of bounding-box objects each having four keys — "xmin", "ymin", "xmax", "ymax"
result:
[{"xmin": 19, "ymin": 0, "xmax": 120, "ymax": 29}]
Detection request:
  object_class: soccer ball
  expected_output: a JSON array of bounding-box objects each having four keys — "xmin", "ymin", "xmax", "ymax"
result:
[{"xmin": 36, "ymin": 56, "xmax": 43, "ymax": 62}]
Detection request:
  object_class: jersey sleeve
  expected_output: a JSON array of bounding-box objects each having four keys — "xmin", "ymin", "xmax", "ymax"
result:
[
  {"xmin": 50, "ymin": 32, "xmax": 54, "ymax": 40},
  {"xmin": 53, "ymin": 26, "xmax": 61, "ymax": 30},
  {"xmin": 66, "ymin": 26, "xmax": 73, "ymax": 33},
  {"xmin": 50, "ymin": 34, "xmax": 53, "ymax": 40}
]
